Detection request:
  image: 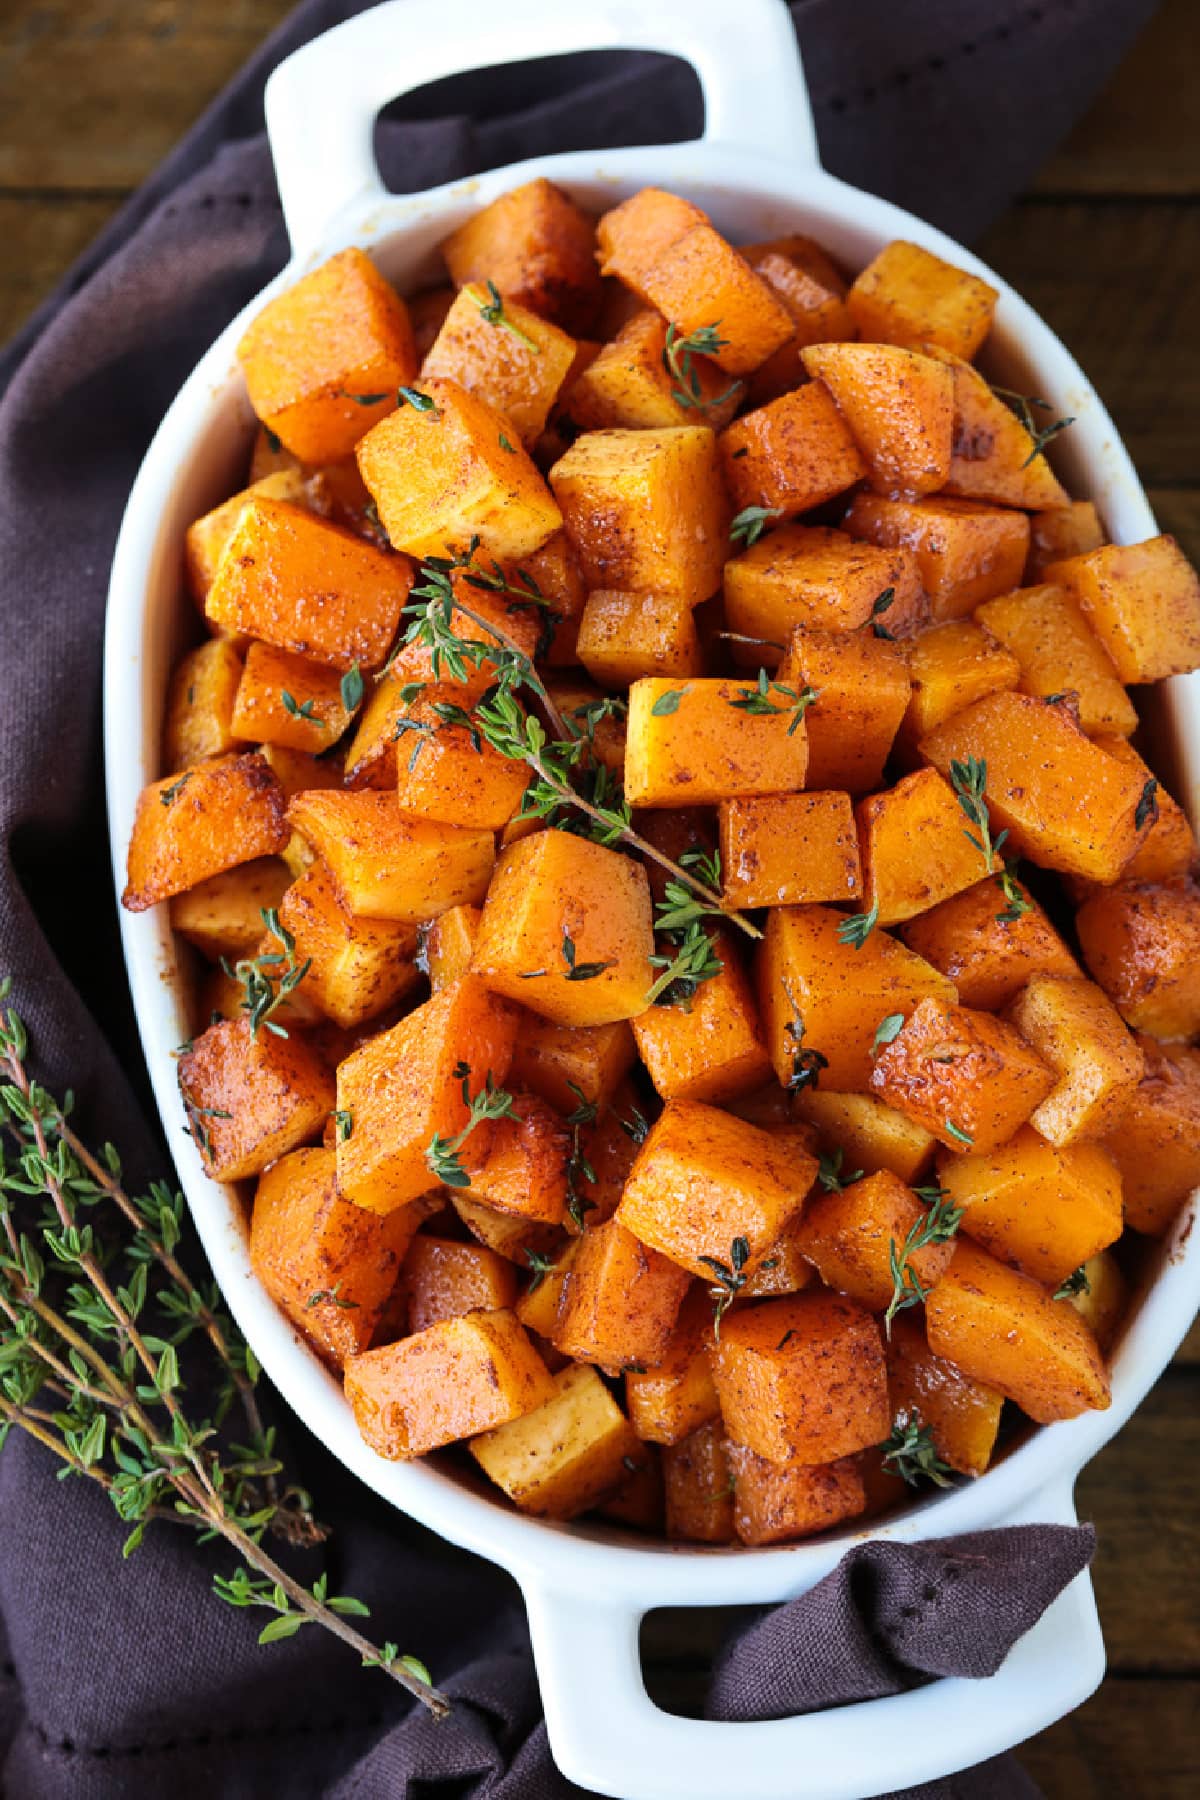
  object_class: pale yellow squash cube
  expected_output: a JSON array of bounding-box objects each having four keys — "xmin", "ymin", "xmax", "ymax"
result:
[{"xmin": 471, "ymin": 1364, "xmax": 641, "ymax": 1519}]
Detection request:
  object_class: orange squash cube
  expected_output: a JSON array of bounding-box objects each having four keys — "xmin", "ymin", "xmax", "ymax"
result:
[
  {"xmin": 424, "ymin": 904, "xmax": 481, "ymax": 991},
  {"xmin": 1102, "ymin": 1036, "xmax": 1200, "ymax": 1235},
  {"xmin": 442, "ymin": 178, "xmax": 602, "ymax": 335},
  {"xmin": 632, "ymin": 928, "xmax": 770, "ymax": 1105},
  {"xmin": 625, "ymin": 1288, "xmax": 721, "ymax": 1445},
  {"xmin": 739, "ymin": 1213, "xmax": 816, "ymax": 1299},
  {"xmin": 1076, "ymin": 878, "xmax": 1200, "ymax": 1039},
  {"xmin": 449, "ymin": 1193, "xmax": 563, "ymax": 1267},
  {"xmin": 472, "ymin": 831, "xmax": 654, "ymax": 1027},
  {"xmin": 595, "ymin": 187, "xmax": 705, "ymax": 292},
  {"xmin": 230, "ymin": 642, "xmax": 354, "ymax": 752},
  {"xmin": 549, "ymin": 426, "xmax": 729, "ymax": 606},
  {"xmin": 727, "ymin": 1448, "xmax": 865, "ymax": 1547},
  {"xmin": 741, "ymin": 236, "xmax": 856, "ymax": 406},
  {"xmin": 796, "ymin": 1168, "xmax": 956, "ymax": 1312},
  {"xmin": 399, "ymin": 1235, "xmax": 520, "ymax": 1335},
  {"xmin": 723, "ymin": 524, "xmax": 926, "ymax": 664},
  {"xmin": 205, "ymin": 495, "xmax": 409, "ymax": 672},
  {"xmin": 343, "ymin": 1309, "xmax": 554, "ymax": 1459},
  {"xmin": 624, "ymin": 676, "xmax": 809, "ymax": 807},
  {"xmin": 392, "ymin": 684, "xmax": 530, "ymax": 829},
  {"xmin": 470, "ymin": 1363, "xmax": 640, "ymax": 1519},
  {"xmin": 276, "ymin": 861, "xmax": 419, "ymax": 1028},
  {"xmin": 1007, "ymin": 974, "xmax": 1144, "ymax": 1145},
  {"xmin": 565, "ymin": 311, "xmax": 741, "ymax": 433},
  {"xmin": 163, "ymin": 639, "xmax": 244, "ymax": 767},
  {"xmin": 846, "ymin": 240, "xmax": 998, "ymax": 360},
  {"xmin": 554, "ymin": 1218, "xmax": 691, "ymax": 1370},
  {"xmin": 757, "ymin": 904, "xmax": 957, "ymax": 1093},
  {"xmin": 575, "ymin": 588, "xmax": 702, "ymax": 687},
  {"xmin": 508, "ymin": 1015, "xmax": 637, "ymax": 1114},
  {"xmin": 885, "ymin": 1315, "xmax": 1003, "ymax": 1476},
  {"xmin": 336, "ymin": 976, "xmax": 518, "ymax": 1213},
  {"xmin": 663, "ymin": 1419, "xmax": 735, "ymax": 1543},
  {"xmin": 1026, "ymin": 500, "xmax": 1106, "ymax": 584},
  {"xmin": 719, "ymin": 791, "xmax": 862, "ymax": 909},
  {"xmin": 596, "ymin": 1445, "xmax": 665, "ymax": 1532},
  {"xmin": 520, "ymin": 528, "xmax": 588, "ymax": 667},
  {"xmin": 898, "ymin": 876, "xmax": 1079, "ymax": 1011},
  {"xmin": 975, "ymin": 584, "xmax": 1136, "ymax": 738},
  {"xmin": 934, "ymin": 348, "xmax": 1068, "ymax": 510},
  {"xmin": 237, "ymin": 248, "xmax": 417, "ymax": 464},
  {"xmin": 802, "ymin": 342, "xmax": 953, "ymax": 499},
  {"xmin": 719, "ymin": 383, "xmax": 868, "ymax": 517},
  {"xmin": 711, "ymin": 1291, "xmax": 889, "ymax": 1465},
  {"xmin": 857, "ymin": 767, "xmax": 993, "ymax": 926},
  {"xmin": 1046, "ymin": 535, "xmax": 1200, "ymax": 683},
  {"xmin": 251, "ymin": 1147, "xmax": 422, "ymax": 1365},
  {"xmin": 617, "ymin": 1098, "xmax": 817, "ymax": 1279},
  {"xmin": 123, "ymin": 752, "xmax": 289, "ymax": 912},
  {"xmin": 777, "ymin": 627, "xmax": 910, "ymax": 795},
  {"xmin": 793, "ymin": 1088, "xmax": 937, "ymax": 1185},
  {"xmin": 1090, "ymin": 738, "xmax": 1197, "ymax": 884},
  {"xmin": 467, "ymin": 1092, "xmax": 570, "ymax": 1225},
  {"xmin": 169, "ymin": 857, "xmax": 291, "ymax": 963},
  {"xmin": 937, "ymin": 1125, "xmax": 1123, "ymax": 1288},
  {"xmin": 515, "ymin": 1239, "xmax": 578, "ymax": 1339},
  {"xmin": 184, "ymin": 469, "xmax": 312, "ymax": 606},
  {"xmin": 897, "ymin": 620, "xmax": 1021, "ymax": 756},
  {"xmin": 420, "ymin": 281, "xmax": 576, "ymax": 445},
  {"xmin": 846, "ymin": 493, "xmax": 1031, "ymax": 621},
  {"xmin": 178, "ymin": 1017, "xmax": 334, "ymax": 1182},
  {"xmin": 925, "ymin": 1239, "xmax": 1111, "ymax": 1423},
  {"xmin": 920, "ymin": 691, "xmax": 1149, "ymax": 883},
  {"xmin": 287, "ymin": 789, "xmax": 494, "ymax": 924},
  {"xmin": 870, "ymin": 995, "xmax": 1054, "ymax": 1153}
]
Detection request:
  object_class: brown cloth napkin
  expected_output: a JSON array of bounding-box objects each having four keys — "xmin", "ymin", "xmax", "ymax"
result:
[{"xmin": 0, "ymin": 2, "xmax": 1153, "ymax": 1795}]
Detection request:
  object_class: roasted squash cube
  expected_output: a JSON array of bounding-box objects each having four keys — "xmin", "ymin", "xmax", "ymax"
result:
[
  {"xmin": 802, "ymin": 341, "xmax": 953, "ymax": 499},
  {"xmin": 472, "ymin": 831, "xmax": 654, "ymax": 1027},
  {"xmin": 230, "ymin": 642, "xmax": 355, "ymax": 752},
  {"xmin": 184, "ymin": 470, "xmax": 311, "ymax": 606},
  {"xmin": 392, "ymin": 684, "xmax": 530, "ymax": 829},
  {"xmin": 885, "ymin": 1315, "xmax": 1003, "ymax": 1477},
  {"xmin": 897, "ymin": 620, "xmax": 1021, "ymax": 756},
  {"xmin": 466, "ymin": 1092, "xmax": 570, "ymax": 1225},
  {"xmin": 624, "ymin": 676, "xmax": 810, "ymax": 807},
  {"xmin": 237, "ymin": 248, "xmax": 417, "ymax": 463},
  {"xmin": 250, "ymin": 1147, "xmax": 422, "ymax": 1365},
  {"xmin": 344, "ymin": 1309, "xmax": 554, "ymax": 1459},
  {"xmin": 1046, "ymin": 535, "xmax": 1200, "ymax": 683},
  {"xmin": 575, "ymin": 588, "xmax": 702, "ymax": 687},
  {"xmin": 937, "ymin": 1125, "xmax": 1123, "ymax": 1288},
  {"xmin": 564, "ymin": 1076, "xmax": 647, "ymax": 1231},
  {"xmin": 1007, "ymin": 974, "xmax": 1144, "ymax": 1145},
  {"xmin": 719, "ymin": 791, "xmax": 862, "ymax": 909},
  {"xmin": 847, "ymin": 240, "xmax": 998, "ymax": 360},
  {"xmin": 632, "ymin": 928, "xmax": 771, "ymax": 1105},
  {"xmin": 1102, "ymin": 1036, "xmax": 1200, "ymax": 1235},
  {"xmin": 442, "ymin": 178, "xmax": 602, "ymax": 335},
  {"xmin": 470, "ymin": 1363, "xmax": 640, "ymax": 1518},
  {"xmin": 596, "ymin": 1444, "xmax": 665, "ymax": 1532},
  {"xmin": 663, "ymin": 1419, "xmax": 734, "ymax": 1543},
  {"xmin": 739, "ymin": 1213, "xmax": 816, "ymax": 1299},
  {"xmin": 399, "ymin": 1235, "xmax": 519, "ymax": 1335},
  {"xmin": 793, "ymin": 1088, "xmax": 937, "ymax": 1185},
  {"xmin": 625, "ymin": 1287, "xmax": 721, "ymax": 1445},
  {"xmin": 1076, "ymin": 878, "xmax": 1200, "ymax": 1039},
  {"xmin": 719, "ymin": 383, "xmax": 868, "ymax": 516},
  {"xmin": 870, "ymin": 995, "xmax": 1054, "ymax": 1154},
  {"xmin": 925, "ymin": 1239, "xmax": 1110, "ymax": 1423},
  {"xmin": 741, "ymin": 237, "xmax": 857, "ymax": 406},
  {"xmin": 857, "ymin": 767, "xmax": 993, "ymax": 926},
  {"xmin": 846, "ymin": 493, "xmax": 1030, "ymax": 621},
  {"xmin": 554, "ymin": 1218, "xmax": 691, "ymax": 1369},
  {"xmin": 508, "ymin": 1015, "xmax": 637, "ymax": 1114},
  {"xmin": 975, "ymin": 584, "xmax": 1136, "ymax": 738},
  {"xmin": 1090, "ymin": 737, "xmax": 1197, "ymax": 884},
  {"xmin": 727, "ymin": 1447, "xmax": 865, "ymax": 1547},
  {"xmin": 205, "ymin": 496, "xmax": 410, "ymax": 672},
  {"xmin": 123, "ymin": 752, "xmax": 288, "ymax": 912},
  {"xmin": 336, "ymin": 976, "xmax": 518, "ymax": 1213},
  {"xmin": 449, "ymin": 1193, "xmax": 563, "ymax": 1267},
  {"xmin": 276, "ymin": 861, "xmax": 419, "ymax": 1028},
  {"xmin": 163, "ymin": 639, "xmax": 244, "ymax": 767},
  {"xmin": 169, "ymin": 857, "xmax": 291, "ymax": 963},
  {"xmin": 934, "ymin": 348, "xmax": 1068, "ymax": 510},
  {"xmin": 178, "ymin": 1017, "xmax": 334, "ymax": 1181},
  {"xmin": 796, "ymin": 1168, "xmax": 956, "ymax": 1313},
  {"xmin": 776, "ymin": 627, "xmax": 911, "ymax": 794},
  {"xmin": 617, "ymin": 1098, "xmax": 817, "ymax": 1279},
  {"xmin": 287, "ymin": 790, "xmax": 494, "ymax": 923},
  {"xmin": 711, "ymin": 1291, "xmax": 888, "ymax": 1465},
  {"xmin": 515, "ymin": 1239, "xmax": 578, "ymax": 1339},
  {"xmin": 724, "ymin": 533, "xmax": 925, "ymax": 677},
  {"xmin": 565, "ymin": 311, "xmax": 741, "ymax": 433},
  {"xmin": 898, "ymin": 876, "xmax": 1078, "ymax": 1011},
  {"xmin": 595, "ymin": 188, "xmax": 704, "ymax": 290},
  {"xmin": 549, "ymin": 426, "xmax": 729, "ymax": 606},
  {"xmin": 1026, "ymin": 500, "xmax": 1106, "ymax": 584},
  {"xmin": 420, "ymin": 281, "xmax": 576, "ymax": 445},
  {"xmin": 424, "ymin": 904, "xmax": 481, "ymax": 992}
]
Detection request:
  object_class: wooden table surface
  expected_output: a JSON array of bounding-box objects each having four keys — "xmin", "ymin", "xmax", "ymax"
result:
[{"xmin": 1, "ymin": 2, "xmax": 1197, "ymax": 1793}]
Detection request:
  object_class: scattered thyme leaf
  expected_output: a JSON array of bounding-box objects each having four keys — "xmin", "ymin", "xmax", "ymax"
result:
[
  {"xmin": 1135, "ymin": 778, "xmax": 1160, "ymax": 831},
  {"xmin": 398, "ymin": 386, "xmax": 437, "ymax": 413},
  {"xmin": 281, "ymin": 690, "xmax": 322, "ymax": 725},
  {"xmin": 159, "ymin": 772, "xmax": 193, "ymax": 806},
  {"xmin": 881, "ymin": 1413, "xmax": 953, "ymax": 1487},
  {"xmin": 523, "ymin": 1249, "xmax": 559, "ymax": 1294},
  {"xmin": 871, "ymin": 587, "xmax": 898, "ymax": 639},
  {"xmin": 730, "ymin": 505, "xmax": 782, "ymax": 549},
  {"xmin": 943, "ymin": 1119, "xmax": 973, "ymax": 1148},
  {"xmin": 660, "ymin": 321, "xmax": 739, "ymax": 413},
  {"xmin": 837, "ymin": 901, "xmax": 880, "ymax": 950},
  {"xmin": 340, "ymin": 665, "xmax": 364, "ymax": 713},
  {"xmin": 306, "ymin": 1282, "xmax": 359, "ymax": 1311},
  {"xmin": 872, "ymin": 1013, "xmax": 905, "ymax": 1054},
  {"xmin": 650, "ymin": 686, "xmax": 688, "ymax": 717},
  {"xmin": 332, "ymin": 1110, "xmax": 354, "ymax": 1144},
  {"xmin": 1054, "ymin": 1266, "xmax": 1091, "ymax": 1301},
  {"xmin": 817, "ymin": 1148, "xmax": 864, "ymax": 1192},
  {"xmin": 700, "ymin": 1237, "xmax": 750, "ymax": 1340},
  {"xmin": 476, "ymin": 280, "xmax": 540, "ymax": 353},
  {"xmin": 884, "ymin": 1194, "xmax": 963, "ymax": 1337}
]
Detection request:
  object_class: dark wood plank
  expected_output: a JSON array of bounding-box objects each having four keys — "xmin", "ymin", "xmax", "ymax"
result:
[
  {"xmin": 1021, "ymin": 1677, "xmax": 1199, "ymax": 1798},
  {"xmin": 0, "ymin": 194, "xmax": 122, "ymax": 344}
]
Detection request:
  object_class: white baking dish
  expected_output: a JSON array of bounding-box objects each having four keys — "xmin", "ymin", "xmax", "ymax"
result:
[{"xmin": 103, "ymin": 3, "xmax": 1200, "ymax": 1796}]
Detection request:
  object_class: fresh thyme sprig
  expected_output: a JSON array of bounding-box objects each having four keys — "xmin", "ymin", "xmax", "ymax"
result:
[
  {"xmin": 870, "ymin": 586, "xmax": 898, "ymax": 639},
  {"xmin": 730, "ymin": 505, "xmax": 783, "ymax": 549},
  {"xmin": 990, "ymin": 386, "xmax": 1076, "ymax": 467},
  {"xmin": 523, "ymin": 1249, "xmax": 559, "ymax": 1293},
  {"xmin": 220, "ymin": 910, "xmax": 311, "ymax": 1041},
  {"xmin": 646, "ymin": 921, "xmax": 724, "ymax": 1009},
  {"xmin": 727, "ymin": 668, "xmax": 818, "ymax": 736},
  {"xmin": 661, "ymin": 322, "xmax": 739, "ymax": 413},
  {"xmin": 884, "ymin": 1193, "xmax": 963, "ymax": 1337},
  {"xmin": 872, "ymin": 1013, "xmax": 905, "ymax": 1054},
  {"xmin": 837, "ymin": 901, "xmax": 880, "ymax": 950},
  {"xmin": 948, "ymin": 757, "xmax": 1009, "ymax": 877},
  {"xmin": 816, "ymin": 1148, "xmax": 864, "ymax": 1192},
  {"xmin": 425, "ymin": 1062, "xmax": 520, "ymax": 1188},
  {"xmin": 0, "ymin": 984, "xmax": 443, "ymax": 1716},
  {"xmin": 881, "ymin": 1413, "xmax": 954, "ymax": 1488},
  {"xmin": 1135, "ymin": 778, "xmax": 1160, "ymax": 831},
  {"xmin": 563, "ymin": 1081, "xmax": 599, "ymax": 1231},
  {"xmin": 699, "ymin": 1236, "xmax": 750, "ymax": 1340},
  {"xmin": 280, "ymin": 691, "xmax": 322, "ymax": 726},
  {"xmin": 475, "ymin": 280, "xmax": 540, "ymax": 352}
]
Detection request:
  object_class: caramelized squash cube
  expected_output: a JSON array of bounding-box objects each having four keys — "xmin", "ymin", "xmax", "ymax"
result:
[
  {"xmin": 897, "ymin": 620, "xmax": 1021, "ymax": 755},
  {"xmin": 169, "ymin": 857, "xmax": 291, "ymax": 963},
  {"xmin": 449, "ymin": 1194, "xmax": 563, "ymax": 1267},
  {"xmin": 123, "ymin": 752, "xmax": 288, "ymax": 912},
  {"xmin": 793, "ymin": 1088, "xmax": 937, "ymax": 1185},
  {"xmin": 399, "ymin": 1235, "xmax": 519, "ymax": 1335},
  {"xmin": 1102, "ymin": 1037, "xmax": 1200, "ymax": 1235},
  {"xmin": 515, "ymin": 1239, "xmax": 578, "ymax": 1339},
  {"xmin": 467, "ymin": 1092, "xmax": 570, "ymax": 1225},
  {"xmin": 857, "ymin": 766, "xmax": 992, "ymax": 926},
  {"xmin": 728, "ymin": 1447, "xmax": 865, "ymax": 1547},
  {"xmin": 1076, "ymin": 878, "xmax": 1200, "ymax": 1038},
  {"xmin": 719, "ymin": 383, "xmax": 868, "ymax": 516},
  {"xmin": 508, "ymin": 1015, "xmax": 637, "ymax": 1114},
  {"xmin": 663, "ymin": 1419, "xmax": 734, "ymax": 1543},
  {"xmin": 723, "ymin": 525, "xmax": 926, "ymax": 667},
  {"xmin": 975, "ymin": 584, "xmax": 1136, "ymax": 737},
  {"xmin": 796, "ymin": 1167, "xmax": 956, "ymax": 1312},
  {"xmin": 719, "ymin": 791, "xmax": 862, "ymax": 909},
  {"xmin": 392, "ymin": 684, "xmax": 530, "ymax": 828},
  {"xmin": 885, "ymin": 1315, "xmax": 1003, "ymax": 1477},
  {"xmin": 847, "ymin": 241, "xmax": 998, "ymax": 360},
  {"xmin": 287, "ymin": 790, "xmax": 494, "ymax": 923},
  {"xmin": 870, "ymin": 995, "xmax": 1054, "ymax": 1154},
  {"xmin": 925, "ymin": 1239, "xmax": 1110, "ymax": 1423},
  {"xmin": 624, "ymin": 676, "xmax": 809, "ymax": 807},
  {"xmin": 596, "ymin": 1445, "xmax": 665, "ymax": 1532},
  {"xmin": 554, "ymin": 1218, "xmax": 691, "ymax": 1369},
  {"xmin": 1007, "ymin": 974, "xmax": 1144, "ymax": 1144},
  {"xmin": 738, "ymin": 1214, "xmax": 816, "ymax": 1299},
  {"xmin": 184, "ymin": 470, "xmax": 311, "ymax": 606},
  {"xmin": 231, "ymin": 642, "xmax": 354, "ymax": 751},
  {"xmin": 595, "ymin": 187, "xmax": 705, "ymax": 291},
  {"xmin": 470, "ymin": 1363, "xmax": 640, "ymax": 1518},
  {"xmin": 846, "ymin": 493, "xmax": 1030, "ymax": 621},
  {"xmin": 442, "ymin": 179, "xmax": 602, "ymax": 335},
  {"xmin": 741, "ymin": 237, "xmax": 857, "ymax": 406},
  {"xmin": 276, "ymin": 861, "xmax": 419, "ymax": 1028},
  {"xmin": 424, "ymin": 904, "xmax": 481, "ymax": 991},
  {"xmin": 934, "ymin": 347, "xmax": 1067, "ymax": 510},
  {"xmin": 632, "ymin": 928, "xmax": 771, "ymax": 1105},
  {"xmin": 802, "ymin": 342, "xmax": 953, "ymax": 499},
  {"xmin": 777, "ymin": 627, "xmax": 911, "ymax": 794},
  {"xmin": 420, "ymin": 282, "xmax": 576, "ymax": 445},
  {"xmin": 163, "ymin": 639, "xmax": 244, "ymax": 766},
  {"xmin": 178, "ymin": 1017, "xmax": 334, "ymax": 1181},
  {"xmin": 575, "ymin": 588, "xmax": 702, "ymax": 687},
  {"xmin": 625, "ymin": 1288, "xmax": 721, "ymax": 1446},
  {"xmin": 1090, "ymin": 738, "xmax": 1197, "ymax": 883},
  {"xmin": 565, "ymin": 311, "xmax": 741, "ymax": 433},
  {"xmin": 1046, "ymin": 535, "xmax": 1200, "ymax": 683},
  {"xmin": 1026, "ymin": 500, "xmax": 1106, "ymax": 585},
  {"xmin": 898, "ymin": 876, "xmax": 1079, "ymax": 1011}
]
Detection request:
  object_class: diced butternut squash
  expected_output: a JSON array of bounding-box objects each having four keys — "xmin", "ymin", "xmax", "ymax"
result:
[
  {"xmin": 567, "ymin": 1077, "xmax": 647, "ymax": 1230},
  {"xmin": 719, "ymin": 792, "xmax": 863, "ymax": 909},
  {"xmin": 336, "ymin": 976, "xmax": 518, "ymax": 1213},
  {"xmin": 625, "ymin": 1288, "xmax": 721, "ymax": 1445},
  {"xmin": 617, "ymin": 1098, "xmax": 817, "ymax": 1278},
  {"xmin": 449, "ymin": 1193, "xmax": 563, "ymax": 1266},
  {"xmin": 205, "ymin": 496, "xmax": 410, "ymax": 671},
  {"xmin": 230, "ymin": 642, "xmax": 354, "ymax": 751},
  {"xmin": 711, "ymin": 1291, "xmax": 888, "ymax": 1465},
  {"xmin": 624, "ymin": 676, "xmax": 809, "ymax": 807},
  {"xmin": 885, "ymin": 1315, "xmax": 1003, "ymax": 1477},
  {"xmin": 741, "ymin": 237, "xmax": 857, "ymax": 405},
  {"xmin": 383, "ymin": 574, "xmax": 544, "ymax": 712},
  {"xmin": 933, "ymin": 348, "xmax": 1068, "ymax": 510},
  {"xmin": 184, "ymin": 470, "xmax": 312, "ymax": 606},
  {"xmin": 178, "ymin": 1016, "xmax": 334, "ymax": 1181},
  {"xmin": 1102, "ymin": 1036, "xmax": 1200, "ymax": 1235},
  {"xmin": 1046, "ymin": 535, "xmax": 1200, "ymax": 683},
  {"xmin": 549, "ymin": 426, "xmax": 729, "ymax": 606},
  {"xmin": 975, "ymin": 584, "xmax": 1136, "ymax": 737},
  {"xmin": 287, "ymin": 790, "xmax": 494, "ymax": 923},
  {"xmin": 554, "ymin": 1218, "xmax": 691, "ymax": 1369},
  {"xmin": 663, "ymin": 1419, "xmax": 735, "ymax": 1543},
  {"xmin": 470, "ymin": 1363, "xmax": 640, "ymax": 1518},
  {"xmin": 515, "ymin": 1239, "xmax": 578, "ymax": 1339},
  {"xmin": 420, "ymin": 282, "xmax": 576, "ymax": 445},
  {"xmin": 237, "ymin": 248, "xmax": 417, "ymax": 463},
  {"xmin": 757, "ymin": 904, "xmax": 957, "ymax": 1093},
  {"xmin": 576, "ymin": 588, "xmax": 702, "ymax": 687},
  {"xmin": 1065, "ymin": 1250, "xmax": 1128, "ymax": 1352},
  {"xmin": 1090, "ymin": 738, "xmax": 1197, "ymax": 883},
  {"xmin": 846, "ymin": 493, "xmax": 1031, "ymax": 621},
  {"xmin": 595, "ymin": 189, "xmax": 705, "ymax": 290},
  {"xmin": 163, "ymin": 639, "xmax": 244, "ymax": 766},
  {"xmin": 169, "ymin": 857, "xmax": 291, "ymax": 963},
  {"xmin": 442, "ymin": 179, "xmax": 602, "ymax": 335},
  {"xmin": 544, "ymin": 675, "xmax": 628, "ymax": 775},
  {"xmin": 793, "ymin": 1088, "xmax": 937, "ymax": 1185},
  {"xmin": 565, "ymin": 311, "xmax": 741, "ymax": 433},
  {"xmin": 251, "ymin": 1147, "xmax": 422, "ymax": 1365},
  {"xmin": 471, "ymin": 831, "xmax": 654, "ymax": 1027},
  {"xmin": 521, "ymin": 528, "xmax": 588, "ymax": 667},
  {"xmin": 925, "ymin": 1239, "xmax": 1111, "ymax": 1423},
  {"xmin": 898, "ymin": 876, "xmax": 1079, "ymax": 1010},
  {"xmin": 276, "ymin": 861, "xmax": 419, "ymax": 1028},
  {"xmin": 508, "ymin": 1015, "xmax": 637, "ymax": 1114},
  {"xmin": 1076, "ymin": 878, "xmax": 1200, "ymax": 1039},
  {"xmin": 739, "ymin": 1213, "xmax": 815, "ymax": 1298},
  {"xmin": 632, "ymin": 928, "xmax": 770, "ymax": 1105},
  {"xmin": 723, "ymin": 524, "xmax": 926, "ymax": 665},
  {"xmin": 776, "ymin": 627, "xmax": 911, "ymax": 794},
  {"xmin": 802, "ymin": 342, "xmax": 953, "ymax": 499},
  {"xmin": 596, "ymin": 1444, "xmax": 665, "ymax": 1532},
  {"xmin": 719, "ymin": 383, "xmax": 869, "ymax": 516},
  {"xmin": 123, "ymin": 752, "xmax": 289, "ymax": 912},
  {"xmin": 392, "ymin": 684, "xmax": 530, "ymax": 829},
  {"xmin": 870, "ymin": 995, "xmax": 1054, "ymax": 1154},
  {"xmin": 796, "ymin": 1168, "xmax": 956, "ymax": 1312},
  {"xmin": 846, "ymin": 240, "xmax": 998, "ymax": 360},
  {"xmin": 920, "ymin": 691, "xmax": 1149, "ymax": 883},
  {"xmin": 399, "ymin": 1235, "xmax": 519, "ymax": 1334},
  {"xmin": 343, "ymin": 1309, "xmax": 555, "ymax": 1458},
  {"xmin": 1026, "ymin": 500, "xmax": 1106, "ymax": 584},
  {"xmin": 857, "ymin": 766, "xmax": 993, "ymax": 926},
  {"xmin": 1007, "ymin": 974, "xmax": 1144, "ymax": 1145},
  {"xmin": 727, "ymin": 1446, "xmax": 865, "ymax": 1547},
  {"xmin": 937, "ymin": 1126, "xmax": 1123, "ymax": 1288},
  {"xmin": 897, "ymin": 620, "xmax": 1021, "ymax": 756},
  {"xmin": 424, "ymin": 904, "xmax": 481, "ymax": 991},
  {"xmin": 407, "ymin": 285, "xmax": 456, "ymax": 358},
  {"xmin": 466, "ymin": 1092, "xmax": 570, "ymax": 1225}
]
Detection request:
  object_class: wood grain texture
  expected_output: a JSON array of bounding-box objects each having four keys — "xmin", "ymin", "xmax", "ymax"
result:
[{"xmin": 1021, "ymin": 1678, "xmax": 1200, "ymax": 1799}]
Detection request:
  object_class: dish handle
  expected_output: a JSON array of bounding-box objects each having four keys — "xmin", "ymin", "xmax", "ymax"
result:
[
  {"xmin": 521, "ymin": 1476, "xmax": 1105, "ymax": 1800},
  {"xmin": 264, "ymin": 0, "xmax": 819, "ymax": 253}
]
